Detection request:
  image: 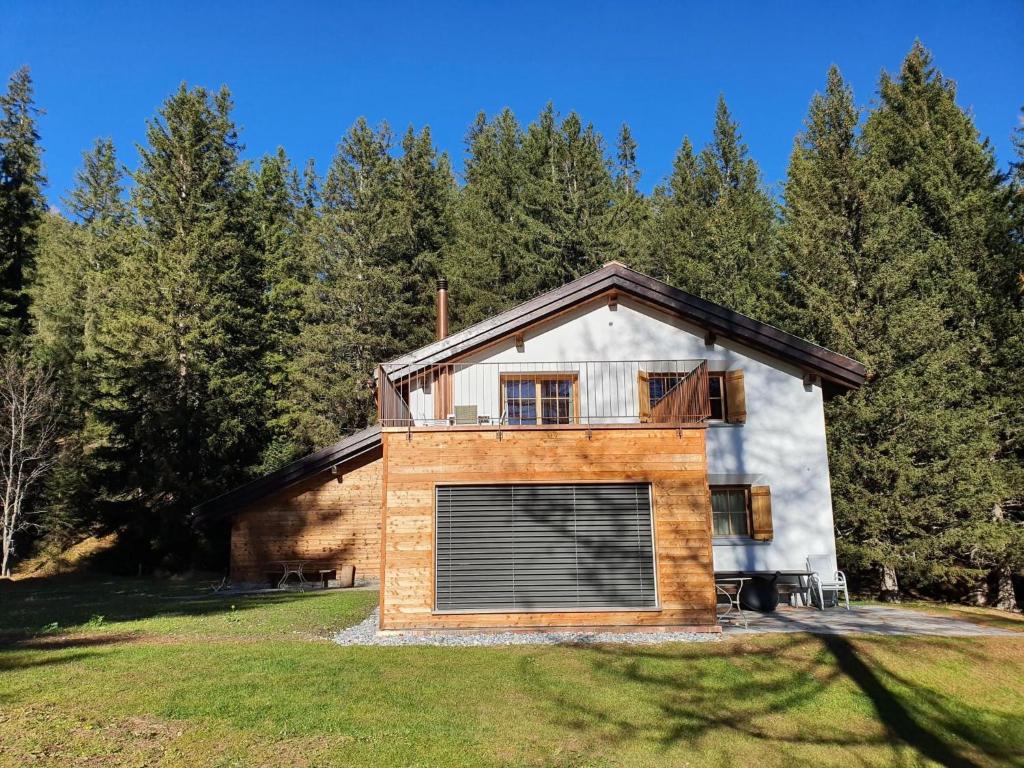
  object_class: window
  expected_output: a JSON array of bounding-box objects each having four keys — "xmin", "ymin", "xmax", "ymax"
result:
[
  {"xmin": 648, "ymin": 373, "xmax": 684, "ymax": 408},
  {"xmin": 503, "ymin": 378, "xmax": 537, "ymax": 424},
  {"xmin": 435, "ymin": 483, "xmax": 657, "ymax": 611},
  {"xmin": 711, "ymin": 486, "xmax": 750, "ymax": 537},
  {"xmin": 641, "ymin": 370, "xmax": 731, "ymax": 422},
  {"xmin": 501, "ymin": 374, "xmax": 577, "ymax": 425},
  {"xmin": 708, "ymin": 372, "xmax": 727, "ymax": 421}
]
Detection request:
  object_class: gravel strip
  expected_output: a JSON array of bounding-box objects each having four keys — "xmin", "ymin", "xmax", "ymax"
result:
[{"xmin": 333, "ymin": 609, "xmax": 720, "ymax": 646}]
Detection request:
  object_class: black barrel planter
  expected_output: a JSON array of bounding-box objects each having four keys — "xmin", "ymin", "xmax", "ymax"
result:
[{"xmin": 740, "ymin": 575, "xmax": 781, "ymax": 613}]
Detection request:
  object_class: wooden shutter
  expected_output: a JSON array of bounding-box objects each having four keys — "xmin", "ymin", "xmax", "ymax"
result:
[
  {"xmin": 433, "ymin": 367, "xmax": 452, "ymax": 421},
  {"xmin": 637, "ymin": 371, "xmax": 651, "ymax": 423},
  {"xmin": 725, "ymin": 370, "xmax": 746, "ymax": 424},
  {"xmin": 750, "ymin": 485, "xmax": 773, "ymax": 541}
]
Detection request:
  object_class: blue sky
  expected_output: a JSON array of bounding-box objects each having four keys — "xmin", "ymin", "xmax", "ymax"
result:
[{"xmin": 5, "ymin": 1, "xmax": 1023, "ymax": 206}]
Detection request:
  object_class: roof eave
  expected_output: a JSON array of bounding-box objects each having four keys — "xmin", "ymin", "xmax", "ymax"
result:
[
  {"xmin": 191, "ymin": 425, "xmax": 383, "ymax": 522},
  {"xmin": 384, "ymin": 263, "xmax": 867, "ymax": 390}
]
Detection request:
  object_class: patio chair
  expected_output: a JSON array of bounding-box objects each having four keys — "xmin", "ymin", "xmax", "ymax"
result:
[{"xmin": 806, "ymin": 554, "xmax": 850, "ymax": 610}]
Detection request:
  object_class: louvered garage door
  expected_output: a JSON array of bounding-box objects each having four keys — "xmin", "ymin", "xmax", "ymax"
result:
[{"xmin": 435, "ymin": 483, "xmax": 656, "ymax": 611}]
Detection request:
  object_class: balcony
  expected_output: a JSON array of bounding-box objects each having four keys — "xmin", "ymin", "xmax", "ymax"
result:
[{"xmin": 378, "ymin": 360, "xmax": 711, "ymax": 428}]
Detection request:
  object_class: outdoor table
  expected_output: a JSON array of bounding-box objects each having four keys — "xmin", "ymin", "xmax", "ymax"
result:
[
  {"xmin": 715, "ymin": 576, "xmax": 751, "ymax": 628},
  {"xmin": 273, "ymin": 560, "xmax": 309, "ymax": 589},
  {"xmin": 716, "ymin": 570, "xmax": 816, "ymax": 608}
]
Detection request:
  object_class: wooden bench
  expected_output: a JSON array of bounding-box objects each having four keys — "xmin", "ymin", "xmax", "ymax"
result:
[
  {"xmin": 776, "ymin": 581, "xmax": 809, "ymax": 606},
  {"xmin": 311, "ymin": 568, "xmax": 336, "ymax": 588}
]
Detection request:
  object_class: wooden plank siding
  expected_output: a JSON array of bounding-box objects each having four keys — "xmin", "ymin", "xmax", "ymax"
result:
[
  {"xmin": 380, "ymin": 427, "xmax": 718, "ymax": 631},
  {"xmin": 230, "ymin": 448, "xmax": 383, "ymax": 584}
]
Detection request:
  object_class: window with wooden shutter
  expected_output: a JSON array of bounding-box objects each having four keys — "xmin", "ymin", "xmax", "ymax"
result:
[
  {"xmin": 710, "ymin": 487, "xmax": 750, "ymax": 536},
  {"xmin": 750, "ymin": 485, "xmax": 773, "ymax": 541},
  {"xmin": 710, "ymin": 484, "xmax": 773, "ymax": 541},
  {"xmin": 725, "ymin": 370, "xmax": 746, "ymax": 424},
  {"xmin": 708, "ymin": 372, "xmax": 726, "ymax": 420}
]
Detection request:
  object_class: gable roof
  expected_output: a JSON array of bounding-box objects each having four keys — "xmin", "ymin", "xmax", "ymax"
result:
[
  {"xmin": 194, "ymin": 264, "xmax": 865, "ymax": 519},
  {"xmin": 192, "ymin": 424, "xmax": 382, "ymax": 521},
  {"xmin": 385, "ymin": 262, "xmax": 867, "ymax": 390}
]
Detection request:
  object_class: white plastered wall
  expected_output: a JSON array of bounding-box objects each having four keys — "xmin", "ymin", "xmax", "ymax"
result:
[{"xmin": 435, "ymin": 296, "xmax": 839, "ymax": 573}]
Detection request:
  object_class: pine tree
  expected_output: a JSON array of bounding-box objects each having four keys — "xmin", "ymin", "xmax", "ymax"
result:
[
  {"xmin": 519, "ymin": 106, "xmax": 614, "ymax": 293},
  {"xmin": 93, "ymin": 85, "xmax": 266, "ymax": 560},
  {"xmin": 825, "ymin": 43, "xmax": 1012, "ymax": 598},
  {"xmin": 776, "ymin": 65, "xmax": 892, "ymax": 594},
  {"xmin": 0, "ymin": 67, "xmax": 45, "ymax": 338},
  {"xmin": 453, "ymin": 105, "xmax": 619, "ymax": 322},
  {"xmin": 517, "ymin": 103, "xmax": 563, "ymax": 293},
  {"xmin": 1002, "ymin": 112, "xmax": 1024, "ymax": 479},
  {"xmin": 609, "ymin": 124, "xmax": 652, "ymax": 272},
  {"xmin": 29, "ymin": 211, "xmax": 89, "ymax": 541},
  {"xmin": 292, "ymin": 119, "xmax": 413, "ymax": 446},
  {"xmin": 452, "ymin": 109, "xmax": 531, "ymax": 324},
  {"xmin": 529, "ymin": 108, "xmax": 614, "ymax": 282},
  {"xmin": 32, "ymin": 212, "xmax": 87, "ymax": 373},
  {"xmin": 975, "ymin": 107, "xmax": 1024, "ymax": 607},
  {"xmin": 780, "ymin": 66, "xmax": 864, "ymax": 354},
  {"xmin": 30, "ymin": 138, "xmax": 132, "ymax": 537},
  {"xmin": 34, "ymin": 139, "xmax": 130, "ymax": 367},
  {"xmin": 649, "ymin": 137, "xmax": 702, "ymax": 282},
  {"xmin": 252, "ymin": 148, "xmax": 310, "ymax": 470},
  {"xmin": 397, "ymin": 124, "xmax": 457, "ymax": 346},
  {"xmin": 651, "ymin": 96, "xmax": 780, "ymax": 320}
]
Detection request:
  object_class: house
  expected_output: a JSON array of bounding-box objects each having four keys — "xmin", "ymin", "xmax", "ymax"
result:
[{"xmin": 194, "ymin": 262, "xmax": 866, "ymax": 632}]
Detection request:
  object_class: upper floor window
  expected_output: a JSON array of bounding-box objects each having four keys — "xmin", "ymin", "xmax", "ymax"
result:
[
  {"xmin": 708, "ymin": 372, "xmax": 727, "ymax": 421},
  {"xmin": 640, "ymin": 369, "xmax": 744, "ymax": 423},
  {"xmin": 501, "ymin": 374, "xmax": 578, "ymax": 425},
  {"xmin": 648, "ymin": 373, "xmax": 684, "ymax": 408}
]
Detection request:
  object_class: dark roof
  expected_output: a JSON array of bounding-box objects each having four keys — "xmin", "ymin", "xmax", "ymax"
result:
[
  {"xmin": 192, "ymin": 425, "xmax": 382, "ymax": 521},
  {"xmin": 385, "ymin": 262, "xmax": 867, "ymax": 390}
]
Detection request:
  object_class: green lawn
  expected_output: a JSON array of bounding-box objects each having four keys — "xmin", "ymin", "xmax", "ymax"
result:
[{"xmin": 1, "ymin": 578, "xmax": 1022, "ymax": 767}]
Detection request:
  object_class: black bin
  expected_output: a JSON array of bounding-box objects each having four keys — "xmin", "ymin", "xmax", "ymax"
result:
[{"xmin": 739, "ymin": 575, "xmax": 780, "ymax": 613}]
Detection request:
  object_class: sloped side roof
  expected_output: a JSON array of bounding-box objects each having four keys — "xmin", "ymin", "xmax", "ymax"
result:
[
  {"xmin": 192, "ymin": 425, "xmax": 382, "ymax": 520},
  {"xmin": 385, "ymin": 262, "xmax": 866, "ymax": 390}
]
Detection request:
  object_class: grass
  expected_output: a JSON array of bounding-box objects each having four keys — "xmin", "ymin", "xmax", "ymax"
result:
[
  {"xmin": 0, "ymin": 575, "xmax": 378, "ymax": 642},
  {"xmin": 2, "ymin": 578, "xmax": 1023, "ymax": 767}
]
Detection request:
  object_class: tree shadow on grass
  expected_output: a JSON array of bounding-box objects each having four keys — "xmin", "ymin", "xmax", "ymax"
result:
[
  {"xmin": 533, "ymin": 636, "xmax": 879, "ymax": 755},
  {"xmin": 0, "ymin": 574, "xmax": 324, "ymax": 642},
  {"xmin": 2, "ymin": 632, "xmax": 143, "ymax": 652},
  {"xmin": 824, "ymin": 635, "xmax": 1024, "ymax": 767},
  {"xmin": 820, "ymin": 634, "xmax": 984, "ymax": 768},
  {"xmin": 0, "ymin": 642, "xmax": 114, "ymax": 706},
  {"xmin": 523, "ymin": 634, "xmax": 1020, "ymax": 767}
]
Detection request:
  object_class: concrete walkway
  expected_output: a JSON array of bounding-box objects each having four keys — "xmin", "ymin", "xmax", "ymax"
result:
[{"xmin": 721, "ymin": 605, "xmax": 1019, "ymax": 637}]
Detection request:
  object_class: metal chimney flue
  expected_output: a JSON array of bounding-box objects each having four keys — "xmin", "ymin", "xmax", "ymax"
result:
[{"xmin": 436, "ymin": 277, "xmax": 449, "ymax": 340}]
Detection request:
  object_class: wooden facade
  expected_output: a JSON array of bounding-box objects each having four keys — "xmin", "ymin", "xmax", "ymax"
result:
[
  {"xmin": 380, "ymin": 426, "xmax": 718, "ymax": 631},
  {"xmin": 230, "ymin": 448, "xmax": 383, "ymax": 583}
]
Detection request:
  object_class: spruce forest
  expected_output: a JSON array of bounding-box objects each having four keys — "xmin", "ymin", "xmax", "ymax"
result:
[{"xmin": 1, "ymin": 43, "xmax": 1021, "ymax": 605}]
